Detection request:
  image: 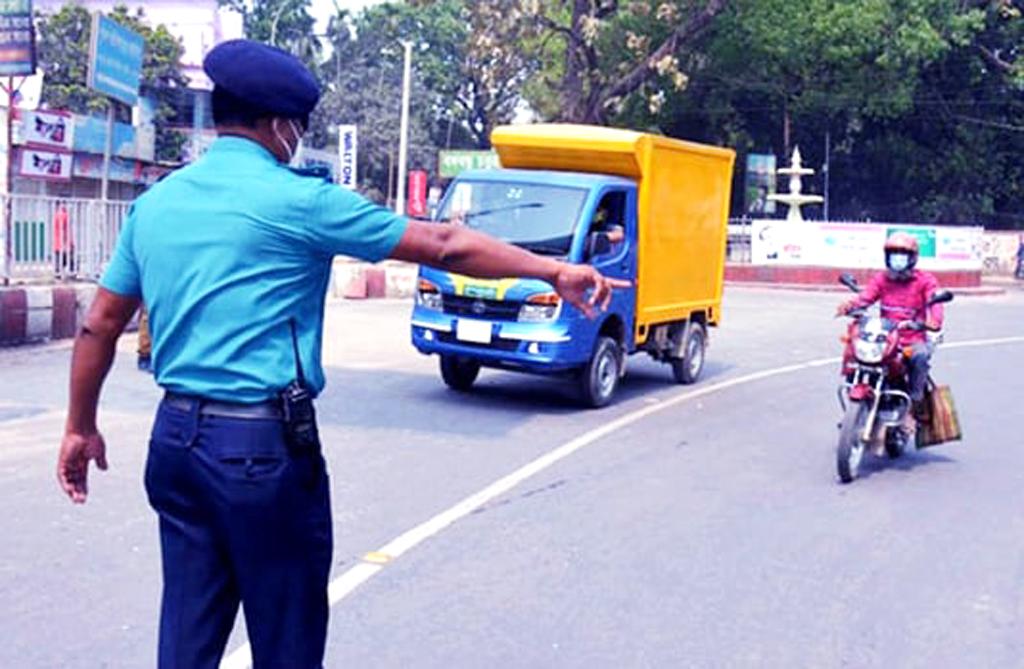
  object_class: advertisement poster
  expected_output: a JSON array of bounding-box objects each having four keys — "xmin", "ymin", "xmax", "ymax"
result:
[
  {"xmin": 751, "ymin": 220, "xmax": 982, "ymax": 271},
  {"xmin": 18, "ymin": 147, "xmax": 72, "ymax": 181},
  {"xmin": 337, "ymin": 124, "xmax": 357, "ymax": 189},
  {"xmin": 407, "ymin": 169, "xmax": 427, "ymax": 217},
  {"xmin": 744, "ymin": 153, "xmax": 777, "ymax": 216},
  {"xmin": 22, "ymin": 109, "xmax": 73, "ymax": 150}
]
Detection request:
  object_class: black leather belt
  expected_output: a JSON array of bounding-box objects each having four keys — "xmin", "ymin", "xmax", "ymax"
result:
[{"xmin": 163, "ymin": 393, "xmax": 283, "ymax": 420}]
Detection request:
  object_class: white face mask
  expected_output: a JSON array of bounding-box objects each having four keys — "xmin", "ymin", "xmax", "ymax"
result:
[
  {"xmin": 888, "ymin": 252, "xmax": 910, "ymax": 272},
  {"xmin": 272, "ymin": 118, "xmax": 304, "ymax": 166}
]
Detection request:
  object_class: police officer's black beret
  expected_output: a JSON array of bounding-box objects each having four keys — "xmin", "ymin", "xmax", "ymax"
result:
[{"xmin": 203, "ymin": 39, "xmax": 321, "ymax": 119}]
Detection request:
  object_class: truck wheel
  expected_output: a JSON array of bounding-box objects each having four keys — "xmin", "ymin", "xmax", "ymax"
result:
[
  {"xmin": 579, "ymin": 336, "xmax": 621, "ymax": 408},
  {"xmin": 671, "ymin": 323, "xmax": 706, "ymax": 385},
  {"xmin": 439, "ymin": 355, "xmax": 480, "ymax": 391}
]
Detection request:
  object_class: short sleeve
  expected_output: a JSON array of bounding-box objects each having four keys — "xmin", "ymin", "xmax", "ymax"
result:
[
  {"xmin": 100, "ymin": 207, "xmax": 142, "ymax": 298},
  {"xmin": 309, "ymin": 183, "xmax": 408, "ymax": 262}
]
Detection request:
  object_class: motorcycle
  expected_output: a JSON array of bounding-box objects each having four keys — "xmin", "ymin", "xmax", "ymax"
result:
[{"xmin": 835, "ymin": 273, "xmax": 954, "ymax": 483}]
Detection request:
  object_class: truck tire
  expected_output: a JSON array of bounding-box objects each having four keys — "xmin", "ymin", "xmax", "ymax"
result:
[
  {"xmin": 671, "ymin": 323, "xmax": 706, "ymax": 385},
  {"xmin": 439, "ymin": 355, "xmax": 480, "ymax": 391},
  {"xmin": 579, "ymin": 336, "xmax": 622, "ymax": 408}
]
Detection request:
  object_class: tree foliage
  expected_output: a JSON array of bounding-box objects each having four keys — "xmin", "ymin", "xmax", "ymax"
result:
[
  {"xmin": 217, "ymin": 0, "xmax": 321, "ymax": 69},
  {"xmin": 36, "ymin": 3, "xmax": 189, "ymax": 162}
]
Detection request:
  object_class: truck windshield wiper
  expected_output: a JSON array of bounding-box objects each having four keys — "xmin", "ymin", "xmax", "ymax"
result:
[
  {"xmin": 514, "ymin": 241, "xmax": 568, "ymax": 256},
  {"xmin": 465, "ymin": 201, "xmax": 545, "ymax": 218}
]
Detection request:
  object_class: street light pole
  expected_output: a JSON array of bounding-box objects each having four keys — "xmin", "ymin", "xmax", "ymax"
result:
[{"xmin": 395, "ymin": 40, "xmax": 412, "ymax": 216}]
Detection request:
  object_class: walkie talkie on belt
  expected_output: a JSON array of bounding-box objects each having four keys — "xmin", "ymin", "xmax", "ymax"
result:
[{"xmin": 281, "ymin": 319, "xmax": 322, "ymax": 460}]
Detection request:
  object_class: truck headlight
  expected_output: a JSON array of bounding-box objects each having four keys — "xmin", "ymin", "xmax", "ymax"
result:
[
  {"xmin": 416, "ymin": 278, "xmax": 443, "ymax": 310},
  {"xmin": 518, "ymin": 292, "xmax": 561, "ymax": 322}
]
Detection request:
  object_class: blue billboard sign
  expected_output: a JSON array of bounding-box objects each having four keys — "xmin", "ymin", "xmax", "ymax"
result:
[
  {"xmin": 0, "ymin": 0, "xmax": 35, "ymax": 76},
  {"xmin": 87, "ymin": 13, "xmax": 144, "ymax": 106}
]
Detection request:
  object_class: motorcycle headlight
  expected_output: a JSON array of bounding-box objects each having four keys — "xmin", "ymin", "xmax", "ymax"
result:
[
  {"xmin": 853, "ymin": 338, "xmax": 885, "ymax": 363},
  {"xmin": 416, "ymin": 278, "xmax": 443, "ymax": 310},
  {"xmin": 518, "ymin": 292, "xmax": 561, "ymax": 322}
]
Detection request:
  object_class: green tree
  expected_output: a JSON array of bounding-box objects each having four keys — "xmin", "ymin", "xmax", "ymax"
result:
[
  {"xmin": 36, "ymin": 3, "xmax": 189, "ymax": 162},
  {"xmin": 218, "ymin": 0, "xmax": 321, "ymax": 70},
  {"xmin": 483, "ymin": 0, "xmax": 726, "ymax": 124}
]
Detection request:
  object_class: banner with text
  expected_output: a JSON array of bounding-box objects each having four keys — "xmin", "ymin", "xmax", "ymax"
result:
[
  {"xmin": 751, "ymin": 221, "xmax": 983, "ymax": 271},
  {"xmin": 0, "ymin": 0, "xmax": 35, "ymax": 76},
  {"xmin": 438, "ymin": 150, "xmax": 499, "ymax": 178},
  {"xmin": 337, "ymin": 124, "xmax": 357, "ymax": 189}
]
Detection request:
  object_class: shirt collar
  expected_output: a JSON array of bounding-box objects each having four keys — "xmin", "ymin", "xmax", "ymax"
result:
[{"xmin": 207, "ymin": 135, "xmax": 280, "ymax": 164}]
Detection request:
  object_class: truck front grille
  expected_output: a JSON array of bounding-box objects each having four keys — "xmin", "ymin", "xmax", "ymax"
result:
[{"xmin": 443, "ymin": 295, "xmax": 521, "ymax": 321}]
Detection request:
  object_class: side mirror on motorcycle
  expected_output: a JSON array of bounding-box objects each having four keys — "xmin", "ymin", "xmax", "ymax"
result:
[
  {"xmin": 928, "ymin": 290, "xmax": 954, "ymax": 305},
  {"xmin": 838, "ymin": 273, "xmax": 860, "ymax": 293}
]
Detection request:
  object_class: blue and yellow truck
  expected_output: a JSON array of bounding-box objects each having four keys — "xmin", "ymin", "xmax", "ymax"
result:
[{"xmin": 410, "ymin": 124, "xmax": 735, "ymax": 406}]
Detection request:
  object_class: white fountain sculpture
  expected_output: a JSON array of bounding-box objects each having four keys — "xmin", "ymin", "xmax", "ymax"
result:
[{"xmin": 767, "ymin": 146, "xmax": 823, "ymax": 222}]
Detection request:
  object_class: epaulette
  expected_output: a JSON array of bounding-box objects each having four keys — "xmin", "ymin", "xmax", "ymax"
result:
[{"xmin": 287, "ymin": 165, "xmax": 332, "ymax": 182}]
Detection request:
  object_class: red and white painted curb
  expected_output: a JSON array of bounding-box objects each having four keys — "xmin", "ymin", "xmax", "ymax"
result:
[{"xmin": 0, "ymin": 284, "xmax": 98, "ymax": 345}]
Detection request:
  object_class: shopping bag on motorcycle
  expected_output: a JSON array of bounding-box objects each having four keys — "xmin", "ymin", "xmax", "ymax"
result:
[{"xmin": 917, "ymin": 383, "xmax": 962, "ymax": 447}]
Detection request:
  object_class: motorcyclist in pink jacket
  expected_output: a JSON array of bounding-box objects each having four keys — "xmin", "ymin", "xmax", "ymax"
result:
[{"xmin": 836, "ymin": 233, "xmax": 945, "ymax": 417}]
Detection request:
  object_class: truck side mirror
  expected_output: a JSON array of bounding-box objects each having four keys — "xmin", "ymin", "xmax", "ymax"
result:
[{"xmin": 586, "ymin": 232, "xmax": 611, "ymax": 260}]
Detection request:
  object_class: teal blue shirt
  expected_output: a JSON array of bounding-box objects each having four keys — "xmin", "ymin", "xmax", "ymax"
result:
[{"xmin": 101, "ymin": 136, "xmax": 408, "ymax": 402}]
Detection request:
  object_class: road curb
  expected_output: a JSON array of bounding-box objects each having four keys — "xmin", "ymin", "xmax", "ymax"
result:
[{"xmin": 0, "ymin": 282, "xmax": 129, "ymax": 347}]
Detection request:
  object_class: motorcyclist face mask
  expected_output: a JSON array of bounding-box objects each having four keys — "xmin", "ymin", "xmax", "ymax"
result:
[
  {"xmin": 886, "ymin": 251, "xmax": 914, "ymax": 280},
  {"xmin": 272, "ymin": 118, "xmax": 304, "ymax": 166}
]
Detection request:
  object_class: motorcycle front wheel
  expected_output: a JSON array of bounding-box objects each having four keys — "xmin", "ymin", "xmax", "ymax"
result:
[{"xmin": 837, "ymin": 400, "xmax": 871, "ymax": 484}]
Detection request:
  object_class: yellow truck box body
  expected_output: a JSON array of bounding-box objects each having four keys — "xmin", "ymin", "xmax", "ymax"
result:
[{"xmin": 492, "ymin": 124, "xmax": 736, "ymax": 338}]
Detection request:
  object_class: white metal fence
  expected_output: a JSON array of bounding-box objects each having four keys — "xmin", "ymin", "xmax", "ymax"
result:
[{"xmin": 1, "ymin": 196, "xmax": 131, "ymax": 283}]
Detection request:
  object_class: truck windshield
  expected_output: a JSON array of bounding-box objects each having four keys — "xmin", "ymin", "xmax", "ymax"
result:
[{"xmin": 438, "ymin": 181, "xmax": 587, "ymax": 256}]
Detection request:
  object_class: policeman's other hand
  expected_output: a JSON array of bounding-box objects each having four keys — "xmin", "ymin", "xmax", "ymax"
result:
[
  {"xmin": 553, "ymin": 264, "xmax": 631, "ymax": 319},
  {"xmin": 57, "ymin": 431, "xmax": 108, "ymax": 504},
  {"xmin": 835, "ymin": 301, "xmax": 853, "ymax": 318}
]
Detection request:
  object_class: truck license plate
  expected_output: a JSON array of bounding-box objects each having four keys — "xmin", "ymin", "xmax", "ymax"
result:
[{"xmin": 456, "ymin": 319, "xmax": 492, "ymax": 344}]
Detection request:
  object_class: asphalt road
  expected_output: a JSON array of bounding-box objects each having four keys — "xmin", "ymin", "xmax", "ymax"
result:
[{"xmin": 1, "ymin": 285, "xmax": 1022, "ymax": 668}]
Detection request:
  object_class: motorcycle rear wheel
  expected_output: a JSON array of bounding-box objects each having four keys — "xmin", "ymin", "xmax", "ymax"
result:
[{"xmin": 837, "ymin": 400, "xmax": 870, "ymax": 483}]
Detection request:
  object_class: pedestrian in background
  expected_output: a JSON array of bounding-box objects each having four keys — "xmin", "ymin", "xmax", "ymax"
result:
[
  {"xmin": 56, "ymin": 40, "xmax": 627, "ymax": 668},
  {"xmin": 52, "ymin": 200, "xmax": 73, "ymax": 278}
]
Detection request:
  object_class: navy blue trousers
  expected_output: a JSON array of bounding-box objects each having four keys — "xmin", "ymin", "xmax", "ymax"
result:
[{"xmin": 145, "ymin": 399, "xmax": 333, "ymax": 668}]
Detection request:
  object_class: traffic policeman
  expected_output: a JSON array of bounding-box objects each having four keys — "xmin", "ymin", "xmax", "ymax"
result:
[{"xmin": 57, "ymin": 39, "xmax": 627, "ymax": 668}]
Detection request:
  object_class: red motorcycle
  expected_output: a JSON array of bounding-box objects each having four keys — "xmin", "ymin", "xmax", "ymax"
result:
[{"xmin": 835, "ymin": 274, "xmax": 953, "ymax": 483}]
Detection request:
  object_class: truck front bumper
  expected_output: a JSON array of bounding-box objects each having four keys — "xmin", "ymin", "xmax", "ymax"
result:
[{"xmin": 410, "ymin": 313, "xmax": 584, "ymax": 373}]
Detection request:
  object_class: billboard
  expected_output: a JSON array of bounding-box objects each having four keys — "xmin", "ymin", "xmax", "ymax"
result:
[
  {"xmin": 18, "ymin": 147, "xmax": 72, "ymax": 181},
  {"xmin": 751, "ymin": 221, "xmax": 982, "ymax": 271},
  {"xmin": 337, "ymin": 124, "xmax": 357, "ymax": 189},
  {"xmin": 0, "ymin": 0, "xmax": 35, "ymax": 76},
  {"xmin": 744, "ymin": 153, "xmax": 777, "ymax": 216},
  {"xmin": 438, "ymin": 150, "xmax": 499, "ymax": 178},
  {"xmin": 22, "ymin": 109, "xmax": 73, "ymax": 151},
  {"xmin": 87, "ymin": 13, "xmax": 144, "ymax": 106}
]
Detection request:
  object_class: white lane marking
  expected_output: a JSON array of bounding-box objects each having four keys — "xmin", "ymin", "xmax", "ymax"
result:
[{"xmin": 220, "ymin": 336, "xmax": 1024, "ymax": 668}]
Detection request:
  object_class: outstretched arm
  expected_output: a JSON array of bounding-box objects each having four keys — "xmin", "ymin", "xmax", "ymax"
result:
[{"xmin": 390, "ymin": 220, "xmax": 630, "ymax": 317}]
